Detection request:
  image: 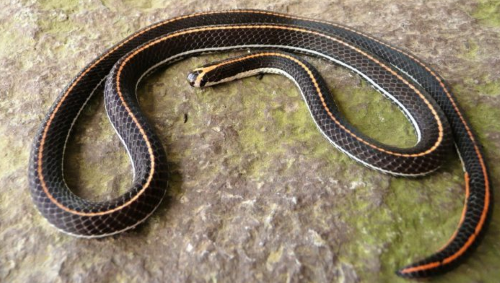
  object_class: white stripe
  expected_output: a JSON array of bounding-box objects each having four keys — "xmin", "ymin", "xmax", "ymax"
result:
[{"xmin": 61, "ymin": 76, "xmax": 108, "ymax": 188}]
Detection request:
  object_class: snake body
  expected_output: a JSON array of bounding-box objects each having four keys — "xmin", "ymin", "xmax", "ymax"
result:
[{"xmin": 29, "ymin": 10, "xmax": 491, "ymax": 278}]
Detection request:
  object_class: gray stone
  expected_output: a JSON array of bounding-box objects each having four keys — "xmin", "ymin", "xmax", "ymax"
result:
[{"xmin": 1, "ymin": 1, "xmax": 499, "ymax": 282}]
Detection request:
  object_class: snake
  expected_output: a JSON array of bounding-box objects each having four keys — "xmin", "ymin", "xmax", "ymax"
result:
[{"xmin": 29, "ymin": 10, "xmax": 491, "ymax": 278}]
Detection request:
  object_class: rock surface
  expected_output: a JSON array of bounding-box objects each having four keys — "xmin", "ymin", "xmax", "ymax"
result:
[{"xmin": 1, "ymin": 0, "xmax": 499, "ymax": 282}]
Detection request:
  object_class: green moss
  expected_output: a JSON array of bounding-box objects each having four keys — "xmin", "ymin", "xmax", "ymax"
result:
[
  {"xmin": 266, "ymin": 246, "xmax": 284, "ymax": 269},
  {"xmin": 476, "ymin": 79, "xmax": 500, "ymax": 96},
  {"xmin": 463, "ymin": 99, "xmax": 500, "ymax": 133},
  {"xmin": 122, "ymin": 0, "xmax": 165, "ymax": 9},
  {"xmin": 38, "ymin": 0, "xmax": 80, "ymax": 11},
  {"xmin": 0, "ymin": 137, "xmax": 28, "ymax": 177},
  {"xmin": 334, "ymin": 80, "xmax": 416, "ymax": 149},
  {"xmin": 337, "ymin": 159, "xmax": 471, "ymax": 282},
  {"xmin": 62, "ymin": 94, "xmax": 133, "ymax": 200},
  {"xmin": 473, "ymin": 0, "xmax": 500, "ymax": 27},
  {"xmin": 453, "ymin": 80, "xmax": 500, "ymax": 143},
  {"xmin": 0, "ymin": 23, "xmax": 34, "ymax": 58},
  {"xmin": 269, "ymin": 99, "xmax": 320, "ymax": 145},
  {"xmin": 230, "ymin": 67, "xmax": 418, "ymax": 179},
  {"xmin": 460, "ymin": 40, "xmax": 479, "ymax": 60},
  {"xmin": 321, "ymin": 63, "xmax": 500, "ymax": 281},
  {"xmin": 38, "ymin": 18, "xmax": 76, "ymax": 37}
]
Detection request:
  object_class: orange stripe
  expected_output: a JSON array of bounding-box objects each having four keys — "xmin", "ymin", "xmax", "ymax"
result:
[
  {"xmin": 400, "ymin": 261, "xmax": 441, "ymax": 274},
  {"xmin": 400, "ymin": 167, "xmax": 489, "ymax": 273},
  {"xmin": 437, "ymin": 173, "xmax": 470, "ymax": 252}
]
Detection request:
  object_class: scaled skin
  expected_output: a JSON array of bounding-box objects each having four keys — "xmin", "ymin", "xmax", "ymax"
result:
[{"xmin": 0, "ymin": 1, "xmax": 499, "ymax": 282}]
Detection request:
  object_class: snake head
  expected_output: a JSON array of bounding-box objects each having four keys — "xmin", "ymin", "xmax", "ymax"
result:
[{"xmin": 187, "ymin": 69, "xmax": 207, "ymax": 88}]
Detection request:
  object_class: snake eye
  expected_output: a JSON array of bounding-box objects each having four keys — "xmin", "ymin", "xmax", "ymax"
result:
[{"xmin": 187, "ymin": 70, "xmax": 206, "ymax": 87}]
